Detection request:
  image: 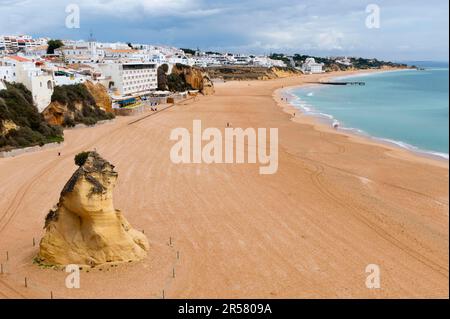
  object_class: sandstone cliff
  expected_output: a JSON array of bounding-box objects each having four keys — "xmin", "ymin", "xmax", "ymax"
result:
[
  {"xmin": 37, "ymin": 152, "xmax": 149, "ymax": 267},
  {"xmin": 43, "ymin": 83, "xmax": 114, "ymax": 127},
  {"xmin": 0, "ymin": 82, "xmax": 63, "ymax": 152},
  {"xmin": 172, "ymin": 64, "xmax": 215, "ymax": 95},
  {"xmin": 84, "ymin": 81, "xmax": 113, "ymax": 113},
  {"xmin": 206, "ymin": 66, "xmax": 301, "ymax": 81}
]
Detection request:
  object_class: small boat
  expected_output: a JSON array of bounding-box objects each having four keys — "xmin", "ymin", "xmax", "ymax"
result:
[{"xmin": 332, "ymin": 120, "xmax": 340, "ymax": 129}]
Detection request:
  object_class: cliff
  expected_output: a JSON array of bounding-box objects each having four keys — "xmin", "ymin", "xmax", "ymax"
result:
[
  {"xmin": 206, "ymin": 66, "xmax": 301, "ymax": 81},
  {"xmin": 84, "ymin": 81, "xmax": 113, "ymax": 113},
  {"xmin": 43, "ymin": 82, "xmax": 114, "ymax": 127},
  {"xmin": 158, "ymin": 64, "xmax": 215, "ymax": 95},
  {"xmin": 37, "ymin": 151, "xmax": 149, "ymax": 267},
  {"xmin": 0, "ymin": 82, "xmax": 63, "ymax": 152},
  {"xmin": 171, "ymin": 64, "xmax": 215, "ymax": 95}
]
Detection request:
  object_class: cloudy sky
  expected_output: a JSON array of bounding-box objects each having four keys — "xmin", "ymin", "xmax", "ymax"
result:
[{"xmin": 0, "ymin": 0, "xmax": 448, "ymax": 61}]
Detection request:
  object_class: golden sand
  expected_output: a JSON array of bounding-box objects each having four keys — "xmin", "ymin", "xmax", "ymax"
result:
[{"xmin": 0, "ymin": 70, "xmax": 448, "ymax": 298}]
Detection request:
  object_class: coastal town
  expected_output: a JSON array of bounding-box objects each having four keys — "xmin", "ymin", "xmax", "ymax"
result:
[
  {"xmin": 1, "ymin": 34, "xmax": 383, "ymax": 112},
  {"xmin": 1, "ymin": 34, "xmax": 411, "ymax": 154},
  {"xmin": 0, "ymin": 30, "xmax": 447, "ymax": 301}
]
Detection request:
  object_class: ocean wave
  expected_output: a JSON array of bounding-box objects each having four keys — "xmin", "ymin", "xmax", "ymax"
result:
[
  {"xmin": 283, "ymin": 87, "xmax": 449, "ymax": 161},
  {"xmin": 375, "ymin": 138, "xmax": 449, "ymax": 160}
]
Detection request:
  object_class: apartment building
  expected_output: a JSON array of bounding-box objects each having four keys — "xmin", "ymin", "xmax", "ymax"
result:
[
  {"xmin": 0, "ymin": 56, "xmax": 54, "ymax": 112},
  {"xmin": 0, "ymin": 35, "xmax": 48, "ymax": 52},
  {"xmin": 301, "ymin": 58, "xmax": 324, "ymax": 74},
  {"xmin": 99, "ymin": 62, "xmax": 157, "ymax": 96}
]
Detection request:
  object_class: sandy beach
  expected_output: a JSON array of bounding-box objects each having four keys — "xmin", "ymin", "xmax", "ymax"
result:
[{"xmin": 0, "ymin": 70, "xmax": 448, "ymax": 299}]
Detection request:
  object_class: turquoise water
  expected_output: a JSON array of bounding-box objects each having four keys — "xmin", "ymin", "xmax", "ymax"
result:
[{"xmin": 288, "ymin": 68, "xmax": 449, "ymax": 159}]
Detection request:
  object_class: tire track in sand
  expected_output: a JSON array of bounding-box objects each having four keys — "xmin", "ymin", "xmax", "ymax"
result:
[{"xmin": 307, "ymin": 161, "xmax": 448, "ymax": 278}]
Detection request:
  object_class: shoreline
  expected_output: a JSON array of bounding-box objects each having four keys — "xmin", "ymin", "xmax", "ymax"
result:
[
  {"xmin": 274, "ymin": 69, "xmax": 449, "ymax": 168},
  {"xmin": 0, "ymin": 70, "xmax": 448, "ymax": 298}
]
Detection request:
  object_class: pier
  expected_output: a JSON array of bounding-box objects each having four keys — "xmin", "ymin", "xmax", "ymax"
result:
[{"xmin": 314, "ymin": 81, "xmax": 366, "ymax": 86}]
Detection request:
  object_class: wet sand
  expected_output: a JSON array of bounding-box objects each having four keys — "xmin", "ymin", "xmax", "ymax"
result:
[{"xmin": 0, "ymin": 70, "xmax": 448, "ymax": 298}]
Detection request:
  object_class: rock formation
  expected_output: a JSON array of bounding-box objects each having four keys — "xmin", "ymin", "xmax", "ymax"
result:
[
  {"xmin": 37, "ymin": 152, "xmax": 149, "ymax": 267},
  {"xmin": 205, "ymin": 66, "xmax": 302, "ymax": 81},
  {"xmin": 172, "ymin": 64, "xmax": 215, "ymax": 95},
  {"xmin": 42, "ymin": 100, "xmax": 75, "ymax": 126},
  {"xmin": 0, "ymin": 82, "xmax": 63, "ymax": 152},
  {"xmin": 159, "ymin": 64, "xmax": 215, "ymax": 95},
  {"xmin": 43, "ymin": 83, "xmax": 114, "ymax": 127},
  {"xmin": 84, "ymin": 81, "xmax": 113, "ymax": 113}
]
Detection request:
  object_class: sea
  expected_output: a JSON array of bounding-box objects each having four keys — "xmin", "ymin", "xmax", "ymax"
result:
[{"xmin": 287, "ymin": 65, "xmax": 449, "ymax": 159}]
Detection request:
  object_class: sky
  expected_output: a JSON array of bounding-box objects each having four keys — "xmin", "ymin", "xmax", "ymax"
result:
[{"xmin": 0, "ymin": 0, "xmax": 448, "ymax": 61}]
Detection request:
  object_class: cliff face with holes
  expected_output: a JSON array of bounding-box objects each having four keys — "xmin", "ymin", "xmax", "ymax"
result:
[{"xmin": 37, "ymin": 152, "xmax": 149, "ymax": 267}]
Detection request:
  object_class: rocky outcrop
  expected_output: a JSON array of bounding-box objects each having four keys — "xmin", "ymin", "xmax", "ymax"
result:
[
  {"xmin": 0, "ymin": 119, "xmax": 18, "ymax": 136},
  {"xmin": 37, "ymin": 152, "xmax": 149, "ymax": 267},
  {"xmin": 43, "ymin": 100, "xmax": 79, "ymax": 126},
  {"xmin": 206, "ymin": 66, "xmax": 301, "ymax": 81},
  {"xmin": 84, "ymin": 81, "xmax": 113, "ymax": 113},
  {"xmin": 171, "ymin": 64, "xmax": 215, "ymax": 95},
  {"xmin": 0, "ymin": 82, "xmax": 63, "ymax": 151},
  {"xmin": 43, "ymin": 83, "xmax": 114, "ymax": 127}
]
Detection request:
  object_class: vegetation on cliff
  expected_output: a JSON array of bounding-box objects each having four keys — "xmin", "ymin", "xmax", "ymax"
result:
[
  {"xmin": 157, "ymin": 64, "xmax": 169, "ymax": 91},
  {"xmin": 47, "ymin": 83, "xmax": 114, "ymax": 127},
  {"xmin": 270, "ymin": 53, "xmax": 409, "ymax": 71},
  {"xmin": 158, "ymin": 63, "xmax": 215, "ymax": 95},
  {"xmin": 0, "ymin": 82, "xmax": 63, "ymax": 151},
  {"xmin": 206, "ymin": 66, "xmax": 301, "ymax": 81}
]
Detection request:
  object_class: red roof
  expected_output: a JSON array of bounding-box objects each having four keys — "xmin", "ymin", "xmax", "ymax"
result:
[{"xmin": 6, "ymin": 56, "xmax": 31, "ymax": 62}]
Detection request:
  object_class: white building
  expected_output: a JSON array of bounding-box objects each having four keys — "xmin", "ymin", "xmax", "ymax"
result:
[
  {"xmin": 55, "ymin": 41, "xmax": 105, "ymax": 63},
  {"xmin": 0, "ymin": 56, "xmax": 54, "ymax": 112},
  {"xmin": 336, "ymin": 57, "xmax": 352, "ymax": 67},
  {"xmin": 24, "ymin": 45, "xmax": 49, "ymax": 58},
  {"xmin": 98, "ymin": 62, "xmax": 157, "ymax": 97},
  {"xmin": 167, "ymin": 54, "xmax": 194, "ymax": 66},
  {"xmin": 0, "ymin": 35, "xmax": 48, "ymax": 53},
  {"xmin": 301, "ymin": 58, "xmax": 324, "ymax": 74},
  {"xmin": 0, "ymin": 59, "xmax": 16, "ymax": 82},
  {"xmin": 103, "ymin": 48, "xmax": 151, "ymax": 62},
  {"xmin": 252, "ymin": 56, "xmax": 287, "ymax": 68}
]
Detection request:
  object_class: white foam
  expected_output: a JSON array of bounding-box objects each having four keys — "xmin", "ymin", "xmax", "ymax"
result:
[{"xmin": 281, "ymin": 86, "xmax": 449, "ymax": 162}]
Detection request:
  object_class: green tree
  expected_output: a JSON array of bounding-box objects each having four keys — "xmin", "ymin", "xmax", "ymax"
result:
[
  {"xmin": 47, "ymin": 39, "xmax": 64, "ymax": 54},
  {"xmin": 74, "ymin": 152, "xmax": 90, "ymax": 167},
  {"xmin": 157, "ymin": 64, "xmax": 169, "ymax": 91}
]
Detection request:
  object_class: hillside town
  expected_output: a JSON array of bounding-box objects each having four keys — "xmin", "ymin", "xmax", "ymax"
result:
[
  {"xmin": 0, "ymin": 35, "xmax": 285, "ymax": 112},
  {"xmin": 0, "ymin": 34, "xmax": 349, "ymax": 114},
  {"xmin": 1, "ymin": 34, "xmax": 411, "ymax": 155}
]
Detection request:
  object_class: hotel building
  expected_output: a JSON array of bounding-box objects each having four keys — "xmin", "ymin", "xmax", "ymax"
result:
[
  {"xmin": 99, "ymin": 62, "xmax": 157, "ymax": 97},
  {"xmin": 301, "ymin": 58, "xmax": 324, "ymax": 74}
]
